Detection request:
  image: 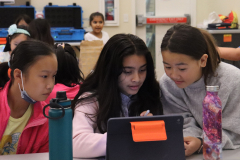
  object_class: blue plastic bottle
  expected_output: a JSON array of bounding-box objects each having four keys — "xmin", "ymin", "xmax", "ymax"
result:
[{"xmin": 43, "ymin": 91, "xmax": 72, "ymax": 160}]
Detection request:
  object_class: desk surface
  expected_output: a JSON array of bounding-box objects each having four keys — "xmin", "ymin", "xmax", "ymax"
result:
[
  {"xmin": 0, "ymin": 153, "xmax": 103, "ymax": 160},
  {"xmin": 207, "ymin": 29, "xmax": 240, "ymax": 34},
  {"xmin": 55, "ymin": 42, "xmax": 81, "ymax": 46},
  {"xmin": 187, "ymin": 149, "xmax": 240, "ymax": 160},
  {"xmin": 0, "ymin": 149, "xmax": 239, "ymax": 160}
]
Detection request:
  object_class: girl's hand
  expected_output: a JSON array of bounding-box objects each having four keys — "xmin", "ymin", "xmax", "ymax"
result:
[
  {"xmin": 184, "ymin": 136, "xmax": 202, "ymax": 156},
  {"xmin": 140, "ymin": 110, "xmax": 153, "ymax": 116}
]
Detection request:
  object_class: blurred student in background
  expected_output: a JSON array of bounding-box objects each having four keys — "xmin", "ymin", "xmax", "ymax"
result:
[
  {"xmin": 84, "ymin": 12, "xmax": 109, "ymax": 45},
  {"xmin": 15, "ymin": 14, "xmax": 33, "ymax": 26},
  {"xmin": 45, "ymin": 43, "xmax": 84, "ymax": 104},
  {"xmin": 0, "ymin": 24, "xmax": 31, "ymax": 63},
  {"xmin": 28, "ymin": 18, "xmax": 54, "ymax": 46}
]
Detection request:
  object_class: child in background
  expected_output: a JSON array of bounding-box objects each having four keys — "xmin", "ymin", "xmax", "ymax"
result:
[
  {"xmin": 160, "ymin": 24, "xmax": 240, "ymax": 156},
  {"xmin": 0, "ymin": 40, "xmax": 57, "ymax": 155},
  {"xmin": 0, "ymin": 24, "xmax": 31, "ymax": 63},
  {"xmin": 84, "ymin": 12, "xmax": 109, "ymax": 45},
  {"xmin": 28, "ymin": 18, "xmax": 54, "ymax": 46},
  {"xmin": 15, "ymin": 14, "xmax": 32, "ymax": 26},
  {"xmin": 45, "ymin": 43, "xmax": 84, "ymax": 104},
  {"xmin": 72, "ymin": 34, "xmax": 162, "ymax": 158}
]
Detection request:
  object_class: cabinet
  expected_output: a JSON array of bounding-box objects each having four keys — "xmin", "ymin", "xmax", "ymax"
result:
[{"xmin": 208, "ymin": 29, "xmax": 240, "ymax": 69}]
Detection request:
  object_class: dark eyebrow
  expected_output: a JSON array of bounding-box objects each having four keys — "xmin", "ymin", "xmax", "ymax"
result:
[
  {"xmin": 41, "ymin": 70, "xmax": 58, "ymax": 74},
  {"xmin": 163, "ymin": 62, "xmax": 188, "ymax": 66},
  {"xmin": 123, "ymin": 64, "xmax": 147, "ymax": 69},
  {"xmin": 175, "ymin": 63, "xmax": 188, "ymax": 66}
]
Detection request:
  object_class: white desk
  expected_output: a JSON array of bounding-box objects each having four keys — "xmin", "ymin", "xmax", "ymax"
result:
[
  {"xmin": 55, "ymin": 42, "xmax": 81, "ymax": 46},
  {"xmin": 0, "ymin": 153, "xmax": 104, "ymax": 160},
  {"xmin": 0, "ymin": 149, "xmax": 239, "ymax": 160}
]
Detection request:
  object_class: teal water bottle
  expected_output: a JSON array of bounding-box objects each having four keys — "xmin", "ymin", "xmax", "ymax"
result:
[{"xmin": 43, "ymin": 91, "xmax": 72, "ymax": 160}]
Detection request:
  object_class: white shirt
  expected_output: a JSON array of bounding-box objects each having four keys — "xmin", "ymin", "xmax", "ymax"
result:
[
  {"xmin": 0, "ymin": 51, "xmax": 10, "ymax": 63},
  {"xmin": 84, "ymin": 31, "xmax": 109, "ymax": 45}
]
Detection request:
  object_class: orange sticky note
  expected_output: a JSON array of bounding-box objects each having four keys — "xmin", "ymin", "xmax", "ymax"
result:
[
  {"xmin": 130, "ymin": 120, "xmax": 167, "ymax": 142},
  {"xmin": 223, "ymin": 34, "xmax": 232, "ymax": 42}
]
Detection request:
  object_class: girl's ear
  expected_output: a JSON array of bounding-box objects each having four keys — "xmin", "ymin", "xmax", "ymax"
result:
[
  {"xmin": 200, "ymin": 54, "xmax": 208, "ymax": 67},
  {"xmin": 13, "ymin": 68, "xmax": 22, "ymax": 84}
]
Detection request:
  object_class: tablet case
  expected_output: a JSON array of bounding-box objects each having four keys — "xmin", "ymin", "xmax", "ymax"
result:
[{"xmin": 106, "ymin": 115, "xmax": 185, "ymax": 160}]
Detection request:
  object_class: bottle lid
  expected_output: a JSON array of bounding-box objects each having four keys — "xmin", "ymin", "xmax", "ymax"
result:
[
  {"xmin": 49, "ymin": 91, "xmax": 71, "ymax": 108},
  {"xmin": 56, "ymin": 91, "xmax": 67, "ymax": 100},
  {"xmin": 206, "ymin": 86, "xmax": 219, "ymax": 92}
]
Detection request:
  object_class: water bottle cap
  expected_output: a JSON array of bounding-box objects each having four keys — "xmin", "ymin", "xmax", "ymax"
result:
[
  {"xmin": 206, "ymin": 86, "xmax": 219, "ymax": 92},
  {"xmin": 49, "ymin": 98, "xmax": 71, "ymax": 108},
  {"xmin": 49, "ymin": 91, "xmax": 71, "ymax": 108},
  {"xmin": 56, "ymin": 91, "xmax": 67, "ymax": 100}
]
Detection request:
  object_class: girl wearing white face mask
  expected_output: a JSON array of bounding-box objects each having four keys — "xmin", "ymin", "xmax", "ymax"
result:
[{"xmin": 0, "ymin": 40, "xmax": 57, "ymax": 155}]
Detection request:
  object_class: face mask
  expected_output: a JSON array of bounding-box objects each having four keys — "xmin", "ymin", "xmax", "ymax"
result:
[{"xmin": 18, "ymin": 71, "xmax": 37, "ymax": 104}]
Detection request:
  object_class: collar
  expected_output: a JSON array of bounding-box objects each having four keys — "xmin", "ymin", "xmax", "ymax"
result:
[{"xmin": 185, "ymin": 76, "xmax": 205, "ymax": 90}]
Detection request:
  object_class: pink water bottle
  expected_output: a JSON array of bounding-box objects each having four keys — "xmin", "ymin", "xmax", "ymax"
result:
[{"xmin": 203, "ymin": 86, "xmax": 222, "ymax": 160}]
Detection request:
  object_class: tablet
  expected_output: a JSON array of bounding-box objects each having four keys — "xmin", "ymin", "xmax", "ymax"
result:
[{"xmin": 106, "ymin": 115, "xmax": 185, "ymax": 160}]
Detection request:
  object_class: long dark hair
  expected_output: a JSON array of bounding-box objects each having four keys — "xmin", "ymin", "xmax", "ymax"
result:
[
  {"xmin": 28, "ymin": 18, "xmax": 54, "ymax": 46},
  {"xmin": 3, "ymin": 25, "xmax": 30, "ymax": 52},
  {"xmin": 54, "ymin": 43, "xmax": 84, "ymax": 86},
  {"xmin": 0, "ymin": 40, "xmax": 55, "ymax": 89},
  {"xmin": 89, "ymin": 12, "xmax": 104, "ymax": 25},
  {"xmin": 161, "ymin": 24, "xmax": 220, "ymax": 84},
  {"xmin": 72, "ymin": 34, "xmax": 162, "ymax": 133},
  {"xmin": 15, "ymin": 14, "xmax": 33, "ymax": 26}
]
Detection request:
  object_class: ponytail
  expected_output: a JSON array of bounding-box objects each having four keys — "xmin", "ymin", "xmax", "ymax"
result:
[
  {"xmin": 54, "ymin": 43, "xmax": 84, "ymax": 86},
  {"xmin": 0, "ymin": 62, "xmax": 10, "ymax": 89},
  {"xmin": 200, "ymin": 29, "xmax": 220, "ymax": 84}
]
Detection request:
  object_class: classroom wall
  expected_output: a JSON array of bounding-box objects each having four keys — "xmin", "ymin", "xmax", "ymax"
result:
[
  {"xmin": 11, "ymin": 0, "xmax": 29, "ymax": 5},
  {"xmin": 31, "ymin": 0, "xmax": 135, "ymax": 37},
  {"xmin": 31, "ymin": 0, "xmax": 240, "ymax": 37},
  {"xmin": 31, "ymin": 0, "xmax": 98, "ymax": 28},
  {"xmin": 31, "ymin": 0, "xmax": 240, "ymax": 79},
  {"xmin": 103, "ymin": 0, "xmax": 135, "ymax": 37}
]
